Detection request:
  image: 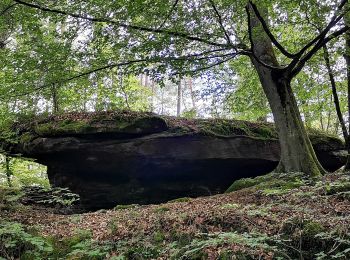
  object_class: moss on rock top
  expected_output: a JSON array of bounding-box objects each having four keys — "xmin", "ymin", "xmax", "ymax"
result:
[
  {"xmin": 12, "ymin": 110, "xmax": 279, "ymax": 140},
  {"xmin": 14, "ymin": 111, "xmax": 168, "ymax": 139},
  {"xmin": 4, "ymin": 111, "xmax": 344, "ymax": 149}
]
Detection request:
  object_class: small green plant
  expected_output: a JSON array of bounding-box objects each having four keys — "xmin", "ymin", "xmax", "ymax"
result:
[
  {"xmin": 124, "ymin": 245, "xmax": 161, "ymax": 259},
  {"xmin": 170, "ymin": 232, "xmax": 274, "ymax": 259},
  {"xmin": 0, "ymin": 222, "xmax": 53, "ymax": 259},
  {"xmin": 221, "ymin": 203, "xmax": 240, "ymax": 209},
  {"xmin": 154, "ymin": 206, "xmax": 170, "ymax": 213},
  {"xmin": 26, "ymin": 187, "xmax": 80, "ymax": 206},
  {"xmin": 277, "ymin": 217, "xmax": 350, "ymax": 259},
  {"xmin": 0, "ymin": 187, "xmax": 23, "ymax": 210},
  {"xmin": 168, "ymin": 197, "xmax": 191, "ymax": 203},
  {"xmin": 67, "ymin": 240, "xmax": 112, "ymax": 260},
  {"xmin": 245, "ymin": 205, "xmax": 272, "ymax": 217},
  {"xmin": 0, "ymin": 221, "xmax": 108, "ymax": 260},
  {"xmin": 114, "ymin": 204, "xmax": 139, "ymax": 210},
  {"xmin": 70, "ymin": 215, "xmax": 83, "ymax": 224},
  {"xmin": 48, "ymin": 228, "xmax": 110, "ymax": 259},
  {"xmin": 262, "ymin": 188, "xmax": 290, "ymax": 196},
  {"xmin": 325, "ymin": 182, "xmax": 350, "ymax": 195},
  {"xmin": 181, "ymin": 109, "xmax": 197, "ymax": 119},
  {"xmin": 153, "ymin": 231, "xmax": 166, "ymax": 243},
  {"xmin": 169, "ymin": 231, "xmax": 194, "ymax": 248}
]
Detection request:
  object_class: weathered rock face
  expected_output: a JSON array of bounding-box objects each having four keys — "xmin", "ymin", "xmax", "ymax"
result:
[{"xmin": 3, "ymin": 111, "xmax": 347, "ymax": 210}]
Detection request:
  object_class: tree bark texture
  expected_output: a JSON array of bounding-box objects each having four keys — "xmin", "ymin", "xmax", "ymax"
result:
[
  {"xmin": 248, "ymin": 2, "xmax": 325, "ymax": 177},
  {"xmin": 343, "ymin": 7, "xmax": 350, "ymax": 171}
]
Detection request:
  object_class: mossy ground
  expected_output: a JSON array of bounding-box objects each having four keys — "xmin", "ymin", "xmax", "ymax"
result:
[
  {"xmin": 225, "ymin": 171, "xmax": 307, "ymax": 193},
  {"xmin": 1, "ymin": 172, "xmax": 350, "ymax": 259}
]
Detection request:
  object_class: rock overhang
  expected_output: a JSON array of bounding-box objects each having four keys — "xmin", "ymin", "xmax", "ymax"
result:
[{"xmin": 0, "ymin": 111, "xmax": 346, "ymax": 210}]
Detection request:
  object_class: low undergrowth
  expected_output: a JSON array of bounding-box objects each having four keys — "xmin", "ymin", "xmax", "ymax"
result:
[{"xmin": 1, "ymin": 172, "xmax": 349, "ymax": 259}]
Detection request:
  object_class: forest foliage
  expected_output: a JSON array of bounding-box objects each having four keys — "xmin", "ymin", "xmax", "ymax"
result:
[{"xmin": 1, "ymin": 0, "xmax": 350, "ymax": 258}]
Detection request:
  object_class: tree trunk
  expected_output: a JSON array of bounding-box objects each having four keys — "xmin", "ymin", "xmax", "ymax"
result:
[
  {"xmin": 5, "ymin": 155, "xmax": 12, "ymax": 187},
  {"xmin": 301, "ymin": 100, "xmax": 311, "ymax": 128},
  {"xmin": 343, "ymin": 8, "xmax": 350, "ymax": 171},
  {"xmin": 344, "ymin": 39, "xmax": 350, "ymax": 170},
  {"xmin": 248, "ymin": 2, "xmax": 325, "ymax": 177},
  {"xmin": 317, "ymin": 93, "xmax": 325, "ymax": 131},
  {"xmin": 326, "ymin": 95, "xmax": 332, "ymax": 132},
  {"xmin": 188, "ymin": 77, "xmax": 197, "ymax": 110},
  {"xmin": 177, "ymin": 78, "xmax": 182, "ymax": 117},
  {"xmin": 51, "ymin": 84, "xmax": 59, "ymax": 114},
  {"xmin": 322, "ymin": 45, "xmax": 348, "ymax": 140},
  {"xmin": 119, "ymin": 73, "xmax": 130, "ymax": 110},
  {"xmin": 150, "ymin": 81, "xmax": 155, "ymax": 112}
]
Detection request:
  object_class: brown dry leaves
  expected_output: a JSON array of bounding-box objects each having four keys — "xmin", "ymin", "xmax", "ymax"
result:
[{"xmin": 1, "ymin": 173, "xmax": 350, "ymax": 258}]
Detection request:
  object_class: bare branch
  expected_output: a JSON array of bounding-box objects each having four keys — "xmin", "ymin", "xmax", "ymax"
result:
[
  {"xmin": 248, "ymin": 1, "xmax": 295, "ymax": 58},
  {"xmin": 292, "ymin": 0, "xmax": 348, "ymax": 59},
  {"xmin": 291, "ymin": 25, "xmax": 350, "ymax": 77},
  {"xmin": 245, "ymin": 5, "xmax": 254, "ymax": 51},
  {"xmin": 245, "ymin": 4, "xmax": 283, "ymax": 70},
  {"xmin": 0, "ymin": 3, "xmax": 17, "ymax": 16},
  {"xmin": 157, "ymin": 0, "xmax": 179, "ymax": 30},
  {"xmin": 323, "ymin": 44, "xmax": 349, "ymax": 140},
  {"xmin": 13, "ymin": 0, "xmax": 230, "ymax": 48},
  {"xmin": 208, "ymin": 0, "xmax": 232, "ymax": 45},
  {"xmin": 172, "ymin": 55, "xmax": 236, "ymax": 76}
]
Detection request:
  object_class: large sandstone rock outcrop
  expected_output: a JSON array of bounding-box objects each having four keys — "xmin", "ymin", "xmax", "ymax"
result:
[{"xmin": 2, "ymin": 111, "xmax": 346, "ymax": 210}]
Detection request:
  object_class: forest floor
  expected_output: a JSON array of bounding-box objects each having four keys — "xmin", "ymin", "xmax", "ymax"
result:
[{"xmin": 1, "ymin": 171, "xmax": 350, "ymax": 259}]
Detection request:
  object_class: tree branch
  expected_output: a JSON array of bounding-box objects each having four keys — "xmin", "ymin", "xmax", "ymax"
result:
[
  {"xmin": 285, "ymin": 0, "xmax": 349, "ymax": 76},
  {"xmin": 323, "ymin": 44, "xmax": 349, "ymax": 140},
  {"xmin": 3, "ymin": 49, "xmax": 234, "ymax": 99},
  {"xmin": 208, "ymin": 0, "xmax": 232, "ymax": 45},
  {"xmin": 171, "ymin": 55, "xmax": 236, "ymax": 76},
  {"xmin": 248, "ymin": 0, "xmax": 295, "ymax": 58},
  {"xmin": 291, "ymin": 25, "xmax": 350, "ymax": 76},
  {"xmin": 157, "ymin": 0, "xmax": 179, "ymax": 30},
  {"xmin": 13, "ymin": 0, "xmax": 231, "ymax": 48},
  {"xmin": 245, "ymin": 4, "xmax": 283, "ymax": 70},
  {"xmin": 0, "ymin": 3, "xmax": 17, "ymax": 16},
  {"xmin": 292, "ymin": 0, "xmax": 348, "ymax": 59}
]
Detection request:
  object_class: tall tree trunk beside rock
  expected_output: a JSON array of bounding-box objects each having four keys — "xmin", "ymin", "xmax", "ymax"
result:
[
  {"xmin": 343, "ymin": 8, "xmax": 350, "ymax": 171},
  {"xmin": 150, "ymin": 80, "xmax": 155, "ymax": 112},
  {"xmin": 177, "ymin": 78, "xmax": 182, "ymax": 117},
  {"xmin": 119, "ymin": 73, "xmax": 130, "ymax": 110},
  {"xmin": 322, "ymin": 45, "xmax": 349, "ymax": 140},
  {"xmin": 187, "ymin": 77, "xmax": 197, "ymax": 110},
  {"xmin": 247, "ymin": 2, "xmax": 325, "ymax": 177},
  {"xmin": 51, "ymin": 84, "xmax": 59, "ymax": 114},
  {"xmin": 5, "ymin": 155, "xmax": 12, "ymax": 187}
]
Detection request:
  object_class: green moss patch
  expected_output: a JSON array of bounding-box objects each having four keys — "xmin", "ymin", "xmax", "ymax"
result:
[
  {"xmin": 4, "ymin": 110, "xmax": 345, "ymax": 149},
  {"xmin": 168, "ymin": 197, "xmax": 191, "ymax": 203},
  {"xmin": 165, "ymin": 117, "xmax": 279, "ymax": 139},
  {"xmin": 113, "ymin": 204, "xmax": 139, "ymax": 210},
  {"xmin": 226, "ymin": 172, "xmax": 307, "ymax": 193},
  {"xmin": 34, "ymin": 121, "xmax": 93, "ymax": 136},
  {"xmin": 19, "ymin": 132, "xmax": 35, "ymax": 143}
]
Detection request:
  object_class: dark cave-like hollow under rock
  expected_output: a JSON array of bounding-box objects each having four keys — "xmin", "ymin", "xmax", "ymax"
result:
[{"xmin": 3, "ymin": 111, "xmax": 347, "ymax": 210}]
